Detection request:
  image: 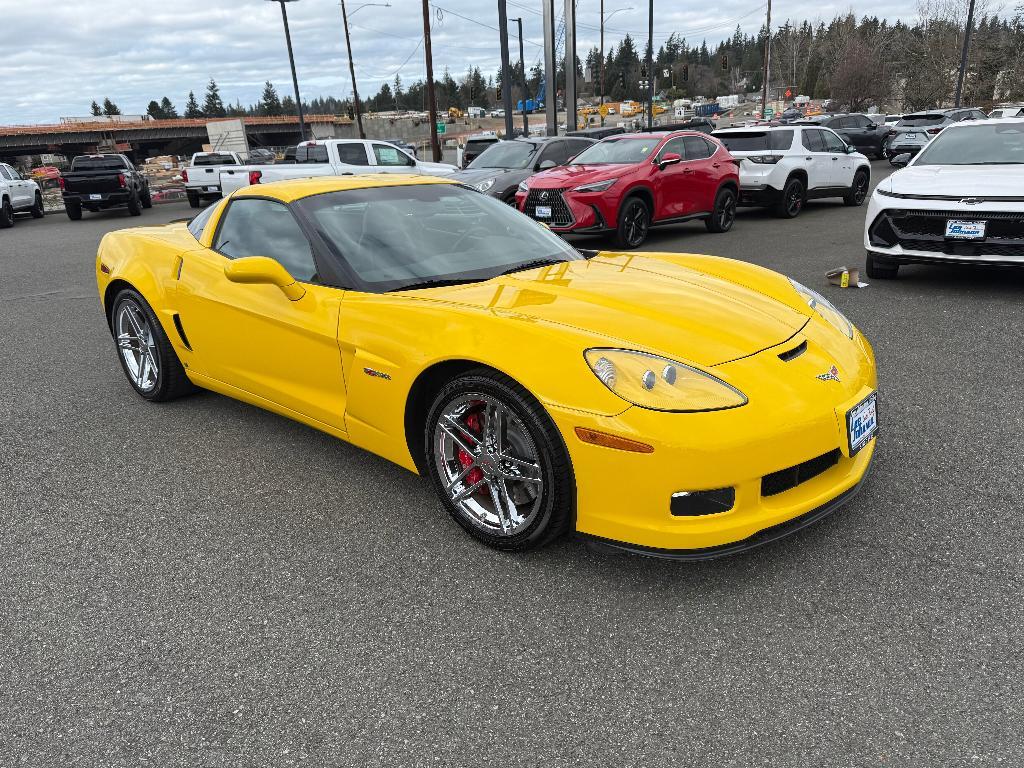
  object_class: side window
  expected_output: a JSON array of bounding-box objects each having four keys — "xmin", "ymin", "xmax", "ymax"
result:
[
  {"xmin": 335, "ymin": 143, "xmax": 370, "ymax": 165},
  {"xmin": 682, "ymin": 135, "xmax": 713, "ymax": 160},
  {"xmin": 828, "ymin": 117, "xmax": 847, "ymax": 129},
  {"xmin": 657, "ymin": 137, "xmax": 687, "ymax": 161},
  {"xmin": 0, "ymin": 165, "xmax": 12, "ymax": 180},
  {"xmin": 972, "ymin": 110, "xmax": 987, "ymax": 120},
  {"xmin": 213, "ymin": 198, "xmax": 318, "ymax": 282},
  {"xmin": 187, "ymin": 199, "xmax": 222, "ymax": 240},
  {"xmin": 295, "ymin": 144, "xmax": 329, "ymax": 163},
  {"xmin": 538, "ymin": 141, "xmax": 572, "ymax": 166},
  {"xmin": 372, "ymin": 143, "xmax": 415, "ymax": 167},
  {"xmin": 821, "ymin": 129, "xmax": 847, "ymax": 153},
  {"xmin": 801, "ymin": 129, "xmax": 825, "ymax": 152},
  {"xmin": 567, "ymin": 139, "xmax": 593, "ymax": 158}
]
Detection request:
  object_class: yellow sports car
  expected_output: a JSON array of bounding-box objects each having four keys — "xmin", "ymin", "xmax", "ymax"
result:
[{"xmin": 96, "ymin": 175, "xmax": 877, "ymax": 558}]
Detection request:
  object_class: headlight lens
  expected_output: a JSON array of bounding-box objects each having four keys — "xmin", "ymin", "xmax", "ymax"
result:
[
  {"xmin": 789, "ymin": 278, "xmax": 854, "ymax": 338},
  {"xmin": 473, "ymin": 177, "xmax": 496, "ymax": 193},
  {"xmin": 517, "ymin": 180, "xmax": 529, "ymax": 193},
  {"xmin": 572, "ymin": 178, "xmax": 618, "ymax": 193},
  {"xmin": 584, "ymin": 349, "xmax": 748, "ymax": 412}
]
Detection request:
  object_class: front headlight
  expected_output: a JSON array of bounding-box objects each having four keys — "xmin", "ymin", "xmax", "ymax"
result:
[
  {"xmin": 517, "ymin": 180, "xmax": 530, "ymax": 193},
  {"xmin": 473, "ymin": 178, "xmax": 496, "ymax": 193},
  {"xmin": 572, "ymin": 178, "xmax": 618, "ymax": 193},
  {"xmin": 789, "ymin": 278, "xmax": 854, "ymax": 338},
  {"xmin": 584, "ymin": 349, "xmax": 748, "ymax": 412}
]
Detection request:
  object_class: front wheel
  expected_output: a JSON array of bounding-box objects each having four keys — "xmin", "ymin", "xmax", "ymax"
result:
[
  {"xmin": 110, "ymin": 289, "xmax": 197, "ymax": 401},
  {"xmin": 141, "ymin": 186, "xmax": 153, "ymax": 209},
  {"xmin": 127, "ymin": 192, "xmax": 142, "ymax": 216},
  {"xmin": 615, "ymin": 197, "xmax": 650, "ymax": 249},
  {"xmin": 424, "ymin": 370, "xmax": 574, "ymax": 552},
  {"xmin": 705, "ymin": 187, "xmax": 737, "ymax": 233},
  {"xmin": 844, "ymin": 169, "xmax": 870, "ymax": 206},
  {"xmin": 30, "ymin": 193, "xmax": 45, "ymax": 219}
]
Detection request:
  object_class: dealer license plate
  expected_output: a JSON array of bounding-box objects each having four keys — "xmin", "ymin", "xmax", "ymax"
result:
[
  {"xmin": 945, "ymin": 219, "xmax": 986, "ymax": 240},
  {"xmin": 89, "ymin": 194, "xmax": 102, "ymax": 200},
  {"xmin": 847, "ymin": 393, "xmax": 878, "ymax": 455},
  {"xmin": 904, "ymin": 132, "xmax": 918, "ymax": 139},
  {"xmin": 206, "ymin": 186, "xmax": 219, "ymax": 193},
  {"xmin": 534, "ymin": 205, "xmax": 552, "ymax": 219}
]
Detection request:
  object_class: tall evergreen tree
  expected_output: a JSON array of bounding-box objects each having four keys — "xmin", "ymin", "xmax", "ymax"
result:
[
  {"xmin": 259, "ymin": 81, "xmax": 282, "ymax": 116},
  {"xmin": 203, "ymin": 78, "xmax": 226, "ymax": 117},
  {"xmin": 184, "ymin": 91, "xmax": 202, "ymax": 118},
  {"xmin": 102, "ymin": 98, "xmax": 121, "ymax": 116},
  {"xmin": 146, "ymin": 100, "xmax": 164, "ymax": 119},
  {"xmin": 160, "ymin": 97, "xmax": 178, "ymax": 118},
  {"xmin": 90, "ymin": 100, "xmax": 102, "ymax": 116}
]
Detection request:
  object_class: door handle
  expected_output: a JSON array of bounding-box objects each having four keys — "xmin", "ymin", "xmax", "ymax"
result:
[
  {"xmin": 683, "ymin": 168, "xmax": 694, "ymax": 174},
  {"xmin": 805, "ymin": 157, "xmax": 813, "ymax": 161},
  {"xmin": 832, "ymin": 157, "xmax": 839, "ymax": 161}
]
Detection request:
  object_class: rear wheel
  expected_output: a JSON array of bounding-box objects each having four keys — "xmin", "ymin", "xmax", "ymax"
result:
[
  {"xmin": 140, "ymin": 186, "xmax": 153, "ymax": 209},
  {"xmin": 0, "ymin": 198, "xmax": 13, "ymax": 228},
  {"xmin": 773, "ymin": 176, "xmax": 805, "ymax": 218},
  {"xmin": 30, "ymin": 192, "xmax": 45, "ymax": 219},
  {"xmin": 110, "ymin": 288, "xmax": 196, "ymax": 402},
  {"xmin": 127, "ymin": 192, "xmax": 142, "ymax": 216},
  {"xmin": 65, "ymin": 200, "xmax": 82, "ymax": 220},
  {"xmin": 844, "ymin": 169, "xmax": 870, "ymax": 206},
  {"xmin": 866, "ymin": 251, "xmax": 900, "ymax": 279},
  {"xmin": 187, "ymin": 190, "xmax": 201, "ymax": 209},
  {"xmin": 705, "ymin": 187, "xmax": 737, "ymax": 233},
  {"xmin": 424, "ymin": 370, "xmax": 573, "ymax": 552},
  {"xmin": 615, "ymin": 196, "xmax": 650, "ymax": 249}
]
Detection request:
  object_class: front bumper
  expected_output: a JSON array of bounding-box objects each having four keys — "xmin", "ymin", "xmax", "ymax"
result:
[
  {"xmin": 516, "ymin": 187, "xmax": 617, "ymax": 233},
  {"xmin": 548, "ymin": 324, "xmax": 878, "ymax": 554}
]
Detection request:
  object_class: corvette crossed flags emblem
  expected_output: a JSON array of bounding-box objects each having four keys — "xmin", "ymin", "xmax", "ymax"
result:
[{"xmin": 816, "ymin": 365, "xmax": 841, "ymax": 383}]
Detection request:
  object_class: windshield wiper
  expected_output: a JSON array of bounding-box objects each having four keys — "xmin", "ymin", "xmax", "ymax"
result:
[
  {"xmin": 388, "ymin": 278, "xmax": 482, "ymax": 292},
  {"xmin": 496, "ymin": 258, "xmax": 570, "ymax": 277}
]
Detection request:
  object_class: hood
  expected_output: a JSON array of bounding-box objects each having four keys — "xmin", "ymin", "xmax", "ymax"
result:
[
  {"xmin": 527, "ymin": 163, "xmax": 637, "ymax": 189},
  {"xmin": 413, "ymin": 253, "xmax": 807, "ymax": 367},
  {"xmin": 415, "ymin": 160, "xmax": 458, "ymax": 175},
  {"xmin": 880, "ymin": 164, "xmax": 1024, "ymax": 198}
]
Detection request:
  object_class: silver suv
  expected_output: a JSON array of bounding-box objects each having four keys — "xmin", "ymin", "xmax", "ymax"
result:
[{"xmin": 886, "ymin": 108, "xmax": 987, "ymax": 165}]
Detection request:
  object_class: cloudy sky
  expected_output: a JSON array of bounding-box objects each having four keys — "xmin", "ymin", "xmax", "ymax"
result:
[{"xmin": 4, "ymin": 0, "xmax": 915, "ymax": 124}]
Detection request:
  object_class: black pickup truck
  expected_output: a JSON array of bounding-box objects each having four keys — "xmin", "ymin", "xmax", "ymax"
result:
[{"xmin": 60, "ymin": 154, "xmax": 151, "ymax": 220}]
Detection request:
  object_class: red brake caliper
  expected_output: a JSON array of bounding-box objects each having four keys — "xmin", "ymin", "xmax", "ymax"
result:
[{"xmin": 457, "ymin": 411, "xmax": 484, "ymax": 489}]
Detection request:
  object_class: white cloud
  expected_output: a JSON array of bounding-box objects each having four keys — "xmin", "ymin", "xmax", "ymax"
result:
[{"xmin": 3, "ymin": 0, "xmax": 917, "ymax": 124}]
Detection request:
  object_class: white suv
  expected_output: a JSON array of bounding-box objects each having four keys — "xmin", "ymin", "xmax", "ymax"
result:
[
  {"xmin": 713, "ymin": 125, "xmax": 871, "ymax": 218},
  {"xmin": 0, "ymin": 163, "xmax": 44, "ymax": 228}
]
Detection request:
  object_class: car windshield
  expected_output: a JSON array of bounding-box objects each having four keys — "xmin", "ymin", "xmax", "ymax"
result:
[
  {"xmin": 193, "ymin": 153, "xmax": 237, "ymax": 166},
  {"xmin": 297, "ymin": 183, "xmax": 582, "ymax": 292},
  {"xmin": 914, "ymin": 123, "xmax": 1024, "ymax": 165},
  {"xmin": 897, "ymin": 113, "xmax": 945, "ymax": 127},
  {"xmin": 713, "ymin": 130, "xmax": 793, "ymax": 152},
  {"xmin": 570, "ymin": 137, "xmax": 661, "ymax": 164},
  {"xmin": 468, "ymin": 141, "xmax": 537, "ymax": 169}
]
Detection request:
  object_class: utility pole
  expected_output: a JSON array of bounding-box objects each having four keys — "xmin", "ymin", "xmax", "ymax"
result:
[
  {"xmin": 600, "ymin": 0, "xmax": 606, "ymax": 111},
  {"xmin": 269, "ymin": 0, "xmax": 307, "ymax": 141},
  {"xmin": 760, "ymin": 0, "xmax": 772, "ymax": 118},
  {"xmin": 422, "ymin": 0, "xmax": 441, "ymax": 161},
  {"xmin": 498, "ymin": 0, "xmax": 515, "ymax": 139},
  {"xmin": 646, "ymin": 0, "xmax": 653, "ymax": 129},
  {"xmin": 542, "ymin": 0, "xmax": 557, "ymax": 136},
  {"xmin": 564, "ymin": 0, "xmax": 577, "ymax": 133},
  {"xmin": 514, "ymin": 17, "xmax": 529, "ymax": 136},
  {"xmin": 954, "ymin": 0, "xmax": 977, "ymax": 108},
  {"xmin": 340, "ymin": 0, "xmax": 364, "ymax": 138}
]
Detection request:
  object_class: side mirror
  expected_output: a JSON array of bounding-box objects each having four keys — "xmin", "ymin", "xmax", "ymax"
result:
[
  {"xmin": 845, "ymin": 144, "xmax": 858, "ymax": 154},
  {"xmin": 658, "ymin": 152, "xmax": 682, "ymax": 169},
  {"xmin": 891, "ymin": 153, "xmax": 911, "ymax": 168},
  {"xmin": 224, "ymin": 256, "xmax": 305, "ymax": 301},
  {"xmin": 537, "ymin": 160, "xmax": 557, "ymax": 170}
]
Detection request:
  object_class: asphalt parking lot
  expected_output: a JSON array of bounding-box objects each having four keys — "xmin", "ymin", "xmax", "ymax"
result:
[{"xmin": 2, "ymin": 159, "xmax": 1022, "ymax": 766}]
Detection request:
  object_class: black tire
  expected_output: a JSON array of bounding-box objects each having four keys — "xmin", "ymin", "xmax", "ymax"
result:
[
  {"xmin": 141, "ymin": 186, "xmax": 153, "ymax": 209},
  {"xmin": 30, "ymin": 192, "xmax": 45, "ymax": 219},
  {"xmin": 772, "ymin": 176, "xmax": 805, "ymax": 218},
  {"xmin": 844, "ymin": 169, "xmax": 870, "ymax": 206},
  {"xmin": 0, "ymin": 197, "xmax": 13, "ymax": 228},
  {"xmin": 65, "ymin": 200, "xmax": 82, "ymax": 221},
  {"xmin": 878, "ymin": 143, "xmax": 889, "ymax": 160},
  {"xmin": 614, "ymin": 196, "xmax": 650, "ymax": 249},
  {"xmin": 187, "ymin": 190, "xmax": 201, "ymax": 209},
  {"xmin": 866, "ymin": 251, "xmax": 900, "ymax": 279},
  {"xmin": 705, "ymin": 186, "xmax": 737, "ymax": 233},
  {"xmin": 423, "ymin": 369, "xmax": 574, "ymax": 552},
  {"xmin": 127, "ymin": 192, "xmax": 142, "ymax": 216},
  {"xmin": 110, "ymin": 288, "xmax": 197, "ymax": 402}
]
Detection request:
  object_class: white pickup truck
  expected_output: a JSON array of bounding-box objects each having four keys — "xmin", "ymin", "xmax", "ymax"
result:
[
  {"xmin": 182, "ymin": 151, "xmax": 244, "ymax": 208},
  {"xmin": 219, "ymin": 139, "xmax": 456, "ymax": 197}
]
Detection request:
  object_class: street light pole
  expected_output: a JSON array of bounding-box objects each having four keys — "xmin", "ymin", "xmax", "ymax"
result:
[
  {"xmin": 268, "ymin": 0, "xmax": 307, "ymax": 141},
  {"xmin": 646, "ymin": 0, "xmax": 653, "ymax": 130},
  {"xmin": 760, "ymin": 0, "xmax": 772, "ymax": 119},
  {"xmin": 514, "ymin": 17, "xmax": 528, "ymax": 136},
  {"xmin": 340, "ymin": 1, "xmax": 390, "ymax": 140}
]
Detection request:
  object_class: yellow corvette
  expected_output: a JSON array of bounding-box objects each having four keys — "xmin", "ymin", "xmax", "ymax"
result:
[{"xmin": 96, "ymin": 174, "xmax": 877, "ymax": 558}]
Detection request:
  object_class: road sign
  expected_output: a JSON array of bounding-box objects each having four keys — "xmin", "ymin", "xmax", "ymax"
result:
[
  {"xmin": 785, "ymin": 88, "xmax": 792, "ymax": 98},
  {"xmin": 764, "ymin": 107, "xmax": 775, "ymax": 119},
  {"xmin": 436, "ymin": 122, "xmax": 446, "ymax": 134},
  {"xmin": 598, "ymin": 104, "xmax": 609, "ymax": 118}
]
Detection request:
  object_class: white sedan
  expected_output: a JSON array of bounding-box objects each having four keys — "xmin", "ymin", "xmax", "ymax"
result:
[{"xmin": 864, "ymin": 118, "xmax": 1024, "ymax": 278}]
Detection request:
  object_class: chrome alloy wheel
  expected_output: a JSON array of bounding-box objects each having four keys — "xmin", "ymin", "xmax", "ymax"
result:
[
  {"xmin": 116, "ymin": 301, "xmax": 159, "ymax": 393},
  {"xmin": 432, "ymin": 393, "xmax": 544, "ymax": 537},
  {"xmin": 718, "ymin": 193, "xmax": 736, "ymax": 230}
]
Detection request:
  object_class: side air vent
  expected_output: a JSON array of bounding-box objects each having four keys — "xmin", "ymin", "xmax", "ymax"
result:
[
  {"xmin": 778, "ymin": 340, "xmax": 808, "ymax": 362},
  {"xmin": 172, "ymin": 313, "xmax": 192, "ymax": 350}
]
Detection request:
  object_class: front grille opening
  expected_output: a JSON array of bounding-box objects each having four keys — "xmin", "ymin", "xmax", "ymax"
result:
[
  {"xmin": 761, "ymin": 449, "xmax": 841, "ymax": 497},
  {"xmin": 871, "ymin": 209, "xmax": 1024, "ymax": 256},
  {"xmin": 778, "ymin": 340, "xmax": 807, "ymax": 362},
  {"xmin": 524, "ymin": 188, "xmax": 574, "ymax": 228}
]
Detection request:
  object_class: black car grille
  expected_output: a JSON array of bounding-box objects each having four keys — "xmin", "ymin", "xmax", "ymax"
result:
[
  {"xmin": 761, "ymin": 449, "xmax": 841, "ymax": 497},
  {"xmin": 869, "ymin": 209, "xmax": 1024, "ymax": 258},
  {"xmin": 524, "ymin": 188, "xmax": 574, "ymax": 228}
]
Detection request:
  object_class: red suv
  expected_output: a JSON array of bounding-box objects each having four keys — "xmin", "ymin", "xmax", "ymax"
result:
[{"xmin": 514, "ymin": 131, "xmax": 740, "ymax": 248}]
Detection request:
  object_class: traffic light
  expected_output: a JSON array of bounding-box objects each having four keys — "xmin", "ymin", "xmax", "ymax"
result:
[
  {"xmin": 496, "ymin": 86, "xmax": 502, "ymax": 100},
  {"xmin": 619, "ymin": 72, "xmax": 626, "ymax": 88},
  {"xmin": 640, "ymin": 64, "xmax": 647, "ymax": 79},
  {"xmin": 682, "ymin": 64, "xmax": 689, "ymax": 82},
  {"xmin": 721, "ymin": 55, "xmax": 728, "ymax": 71}
]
